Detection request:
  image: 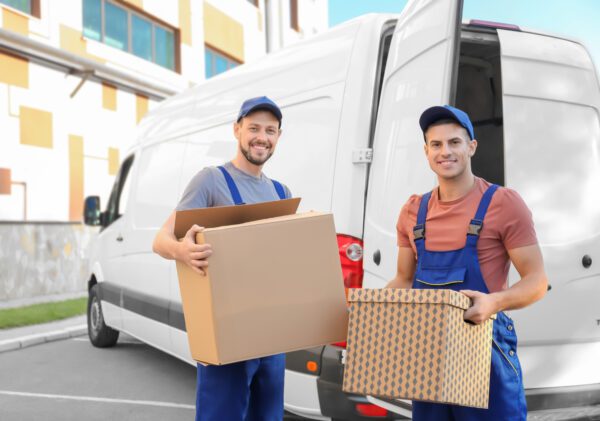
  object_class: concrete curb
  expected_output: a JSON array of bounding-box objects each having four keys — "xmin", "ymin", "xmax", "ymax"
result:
[{"xmin": 0, "ymin": 325, "xmax": 87, "ymax": 353}]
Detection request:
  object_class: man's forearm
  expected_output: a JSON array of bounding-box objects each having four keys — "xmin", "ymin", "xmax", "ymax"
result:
[
  {"xmin": 152, "ymin": 229, "xmax": 180, "ymax": 261},
  {"xmin": 489, "ymin": 270, "xmax": 548, "ymax": 312},
  {"xmin": 386, "ymin": 276, "xmax": 412, "ymax": 289}
]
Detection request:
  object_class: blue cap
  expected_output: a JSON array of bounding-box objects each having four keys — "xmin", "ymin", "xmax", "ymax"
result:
[
  {"xmin": 419, "ymin": 105, "xmax": 474, "ymax": 140},
  {"xmin": 237, "ymin": 96, "xmax": 282, "ymax": 125}
]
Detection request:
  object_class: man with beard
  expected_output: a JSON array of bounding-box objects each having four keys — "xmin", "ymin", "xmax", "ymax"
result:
[{"xmin": 153, "ymin": 96, "xmax": 291, "ymax": 421}]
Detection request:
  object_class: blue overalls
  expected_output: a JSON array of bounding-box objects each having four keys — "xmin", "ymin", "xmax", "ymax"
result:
[
  {"xmin": 195, "ymin": 165, "xmax": 287, "ymax": 421},
  {"xmin": 411, "ymin": 185, "xmax": 527, "ymax": 421}
]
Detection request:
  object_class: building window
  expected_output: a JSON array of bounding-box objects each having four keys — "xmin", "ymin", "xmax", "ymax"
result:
[
  {"xmin": 290, "ymin": 0, "xmax": 299, "ymax": 31},
  {"xmin": 82, "ymin": 0, "xmax": 177, "ymax": 71},
  {"xmin": 205, "ymin": 46, "xmax": 240, "ymax": 79},
  {"xmin": 0, "ymin": 0, "xmax": 40, "ymax": 17}
]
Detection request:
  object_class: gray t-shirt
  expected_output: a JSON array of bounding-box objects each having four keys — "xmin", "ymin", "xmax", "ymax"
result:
[{"xmin": 176, "ymin": 161, "xmax": 292, "ymax": 210}]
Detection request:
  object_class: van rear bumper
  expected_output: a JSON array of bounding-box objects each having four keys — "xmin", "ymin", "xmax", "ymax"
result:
[{"xmin": 286, "ymin": 345, "xmax": 399, "ymax": 420}]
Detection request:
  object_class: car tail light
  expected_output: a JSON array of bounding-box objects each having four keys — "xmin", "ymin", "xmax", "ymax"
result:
[
  {"xmin": 333, "ymin": 234, "xmax": 364, "ymax": 350},
  {"xmin": 356, "ymin": 403, "xmax": 388, "ymax": 417},
  {"xmin": 337, "ymin": 234, "xmax": 364, "ymax": 289}
]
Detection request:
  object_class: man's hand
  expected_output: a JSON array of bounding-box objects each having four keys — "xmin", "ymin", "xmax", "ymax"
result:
[
  {"xmin": 178, "ymin": 225, "xmax": 212, "ymax": 276},
  {"xmin": 460, "ymin": 289, "xmax": 499, "ymax": 324}
]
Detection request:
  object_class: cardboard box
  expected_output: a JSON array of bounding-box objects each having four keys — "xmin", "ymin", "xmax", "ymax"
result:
[
  {"xmin": 342, "ymin": 288, "xmax": 493, "ymax": 408},
  {"xmin": 175, "ymin": 199, "xmax": 349, "ymax": 365}
]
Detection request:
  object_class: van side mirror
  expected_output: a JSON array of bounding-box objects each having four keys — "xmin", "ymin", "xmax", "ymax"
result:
[{"xmin": 84, "ymin": 196, "xmax": 101, "ymax": 226}]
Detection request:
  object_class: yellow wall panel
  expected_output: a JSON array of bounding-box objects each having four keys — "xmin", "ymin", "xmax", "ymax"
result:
[
  {"xmin": 204, "ymin": 3, "xmax": 244, "ymax": 62},
  {"xmin": 108, "ymin": 147, "xmax": 119, "ymax": 175},
  {"xmin": 179, "ymin": 0, "xmax": 191, "ymax": 45},
  {"xmin": 136, "ymin": 94, "xmax": 148, "ymax": 124},
  {"xmin": 3, "ymin": 8, "xmax": 29, "ymax": 35},
  {"xmin": 20, "ymin": 106, "xmax": 53, "ymax": 148},
  {"xmin": 0, "ymin": 51, "xmax": 28, "ymax": 88},
  {"xmin": 59, "ymin": 25, "xmax": 105, "ymax": 63},
  {"xmin": 102, "ymin": 83, "xmax": 117, "ymax": 111},
  {"xmin": 69, "ymin": 135, "xmax": 84, "ymax": 221}
]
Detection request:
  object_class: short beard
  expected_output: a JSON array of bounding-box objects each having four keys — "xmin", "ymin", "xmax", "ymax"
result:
[{"xmin": 241, "ymin": 144, "xmax": 273, "ymax": 166}]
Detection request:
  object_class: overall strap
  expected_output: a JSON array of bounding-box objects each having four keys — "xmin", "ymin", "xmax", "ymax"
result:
[
  {"xmin": 413, "ymin": 191, "xmax": 432, "ymax": 246},
  {"xmin": 271, "ymin": 179, "xmax": 286, "ymax": 200},
  {"xmin": 466, "ymin": 184, "xmax": 499, "ymax": 247},
  {"xmin": 217, "ymin": 166, "xmax": 245, "ymax": 205}
]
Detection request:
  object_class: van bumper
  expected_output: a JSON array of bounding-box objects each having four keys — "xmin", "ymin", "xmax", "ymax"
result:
[{"xmin": 286, "ymin": 345, "xmax": 400, "ymax": 420}]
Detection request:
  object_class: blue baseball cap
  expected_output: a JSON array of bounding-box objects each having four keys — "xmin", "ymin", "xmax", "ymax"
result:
[
  {"xmin": 237, "ymin": 96, "xmax": 282, "ymax": 125},
  {"xmin": 419, "ymin": 105, "xmax": 474, "ymax": 140}
]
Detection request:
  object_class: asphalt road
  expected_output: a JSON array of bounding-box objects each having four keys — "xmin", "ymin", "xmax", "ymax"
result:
[{"xmin": 0, "ymin": 333, "xmax": 308, "ymax": 421}]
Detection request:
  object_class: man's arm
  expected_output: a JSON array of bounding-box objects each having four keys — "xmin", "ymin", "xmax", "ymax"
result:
[
  {"xmin": 152, "ymin": 210, "xmax": 212, "ymax": 275},
  {"xmin": 462, "ymin": 244, "xmax": 548, "ymax": 324},
  {"xmin": 386, "ymin": 247, "xmax": 416, "ymax": 289}
]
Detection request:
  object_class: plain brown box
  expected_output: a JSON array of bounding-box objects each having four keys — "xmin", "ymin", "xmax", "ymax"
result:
[
  {"xmin": 343, "ymin": 288, "xmax": 493, "ymax": 408},
  {"xmin": 175, "ymin": 199, "xmax": 349, "ymax": 365}
]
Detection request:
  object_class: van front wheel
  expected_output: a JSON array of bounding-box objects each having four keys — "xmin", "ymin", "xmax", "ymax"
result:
[{"xmin": 87, "ymin": 284, "xmax": 119, "ymax": 347}]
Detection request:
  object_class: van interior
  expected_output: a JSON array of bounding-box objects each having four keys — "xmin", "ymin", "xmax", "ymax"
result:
[{"xmin": 456, "ymin": 27, "xmax": 505, "ymax": 187}]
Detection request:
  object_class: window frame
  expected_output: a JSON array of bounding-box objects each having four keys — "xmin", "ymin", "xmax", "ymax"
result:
[
  {"xmin": 289, "ymin": 0, "xmax": 299, "ymax": 32},
  {"xmin": 82, "ymin": 0, "xmax": 180, "ymax": 72},
  {"xmin": 0, "ymin": 0, "xmax": 40, "ymax": 18},
  {"xmin": 204, "ymin": 44, "xmax": 242, "ymax": 79}
]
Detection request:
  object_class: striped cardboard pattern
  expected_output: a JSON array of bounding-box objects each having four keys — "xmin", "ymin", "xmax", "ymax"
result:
[{"xmin": 342, "ymin": 288, "xmax": 493, "ymax": 408}]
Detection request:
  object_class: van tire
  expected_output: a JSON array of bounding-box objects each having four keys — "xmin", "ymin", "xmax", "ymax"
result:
[{"xmin": 87, "ymin": 284, "xmax": 119, "ymax": 348}]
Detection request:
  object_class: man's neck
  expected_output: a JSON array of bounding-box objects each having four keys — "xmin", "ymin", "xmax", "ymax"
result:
[
  {"xmin": 437, "ymin": 173, "xmax": 476, "ymax": 201},
  {"xmin": 231, "ymin": 155, "xmax": 263, "ymax": 178}
]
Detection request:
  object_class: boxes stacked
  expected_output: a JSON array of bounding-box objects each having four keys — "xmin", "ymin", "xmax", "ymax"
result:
[{"xmin": 343, "ymin": 288, "xmax": 493, "ymax": 408}]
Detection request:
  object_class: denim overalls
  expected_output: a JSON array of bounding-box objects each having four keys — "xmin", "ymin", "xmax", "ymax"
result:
[
  {"xmin": 195, "ymin": 165, "xmax": 286, "ymax": 421},
  {"xmin": 411, "ymin": 185, "xmax": 527, "ymax": 420}
]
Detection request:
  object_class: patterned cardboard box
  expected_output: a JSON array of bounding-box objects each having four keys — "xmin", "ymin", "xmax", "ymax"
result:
[{"xmin": 342, "ymin": 288, "xmax": 493, "ymax": 408}]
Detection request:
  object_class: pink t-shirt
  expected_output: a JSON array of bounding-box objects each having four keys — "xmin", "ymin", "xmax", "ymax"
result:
[{"xmin": 396, "ymin": 177, "xmax": 537, "ymax": 293}]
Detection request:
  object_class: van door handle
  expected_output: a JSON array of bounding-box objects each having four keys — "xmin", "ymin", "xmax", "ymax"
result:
[
  {"xmin": 116, "ymin": 235, "xmax": 123, "ymax": 242},
  {"xmin": 373, "ymin": 250, "xmax": 381, "ymax": 265}
]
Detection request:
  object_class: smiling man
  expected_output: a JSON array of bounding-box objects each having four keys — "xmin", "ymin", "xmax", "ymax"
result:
[
  {"xmin": 153, "ymin": 96, "xmax": 291, "ymax": 421},
  {"xmin": 387, "ymin": 105, "xmax": 548, "ymax": 420}
]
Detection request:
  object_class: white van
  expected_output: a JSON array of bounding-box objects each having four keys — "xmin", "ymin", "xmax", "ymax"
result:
[{"xmin": 83, "ymin": 0, "xmax": 600, "ymax": 419}]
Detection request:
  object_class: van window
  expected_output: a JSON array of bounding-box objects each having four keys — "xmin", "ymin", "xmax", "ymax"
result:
[{"xmin": 104, "ymin": 154, "xmax": 134, "ymax": 227}]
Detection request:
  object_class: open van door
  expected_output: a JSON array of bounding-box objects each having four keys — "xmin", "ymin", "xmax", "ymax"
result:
[
  {"xmin": 362, "ymin": 0, "xmax": 463, "ymax": 287},
  {"xmin": 496, "ymin": 29, "xmax": 600, "ymax": 390}
]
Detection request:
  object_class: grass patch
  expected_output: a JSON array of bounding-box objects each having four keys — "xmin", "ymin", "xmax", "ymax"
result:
[{"xmin": 0, "ymin": 298, "xmax": 87, "ymax": 329}]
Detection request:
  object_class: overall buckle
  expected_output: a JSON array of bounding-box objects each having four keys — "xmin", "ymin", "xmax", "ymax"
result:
[
  {"xmin": 467, "ymin": 219, "xmax": 483, "ymax": 236},
  {"xmin": 413, "ymin": 224, "xmax": 425, "ymax": 240}
]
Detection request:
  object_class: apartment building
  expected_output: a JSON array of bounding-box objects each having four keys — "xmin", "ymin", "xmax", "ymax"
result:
[{"xmin": 0, "ymin": 0, "xmax": 328, "ymax": 221}]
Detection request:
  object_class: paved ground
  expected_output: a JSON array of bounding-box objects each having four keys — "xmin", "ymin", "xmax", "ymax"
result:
[
  {"xmin": 0, "ymin": 328, "xmax": 309, "ymax": 421},
  {"xmin": 0, "ymin": 333, "xmax": 196, "ymax": 420}
]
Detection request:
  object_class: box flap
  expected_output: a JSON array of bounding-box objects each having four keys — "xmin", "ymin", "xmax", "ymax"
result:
[
  {"xmin": 174, "ymin": 197, "xmax": 301, "ymax": 239},
  {"xmin": 348, "ymin": 288, "xmax": 471, "ymax": 310}
]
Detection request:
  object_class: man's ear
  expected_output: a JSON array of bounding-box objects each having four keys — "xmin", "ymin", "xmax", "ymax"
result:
[
  {"xmin": 233, "ymin": 120, "xmax": 241, "ymax": 140},
  {"xmin": 469, "ymin": 139, "xmax": 478, "ymax": 157}
]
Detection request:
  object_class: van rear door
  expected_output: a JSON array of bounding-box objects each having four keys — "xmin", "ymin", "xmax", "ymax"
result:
[
  {"xmin": 362, "ymin": 0, "xmax": 463, "ymax": 287},
  {"xmin": 497, "ymin": 29, "xmax": 600, "ymax": 362}
]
